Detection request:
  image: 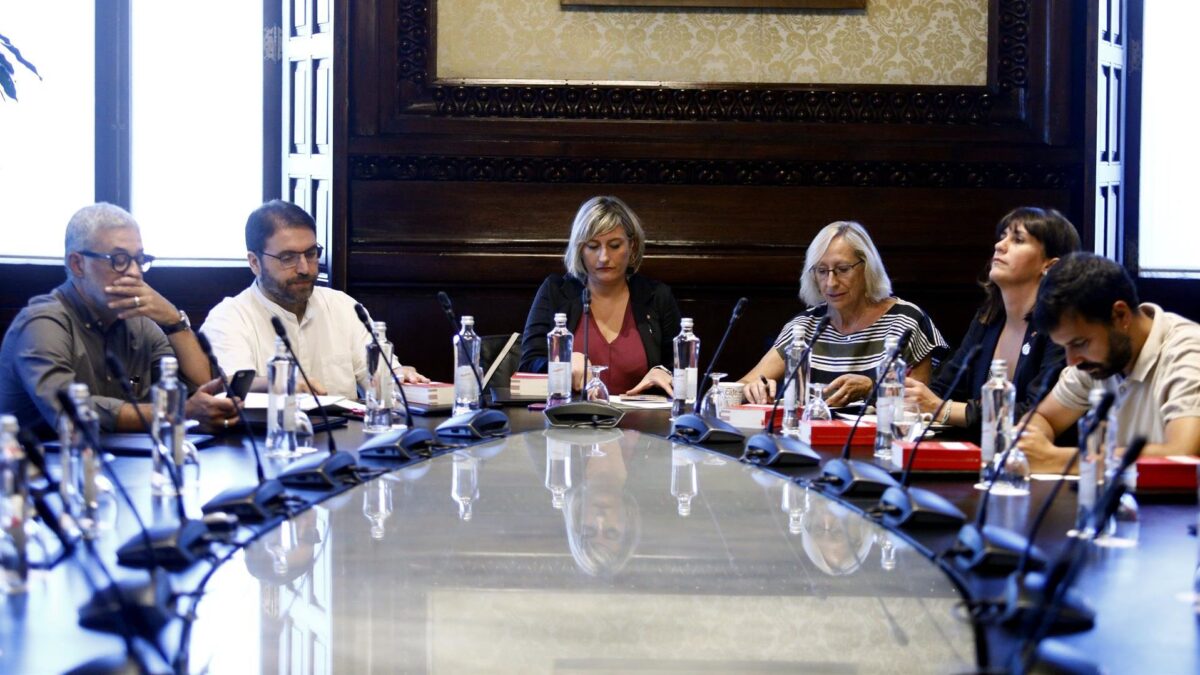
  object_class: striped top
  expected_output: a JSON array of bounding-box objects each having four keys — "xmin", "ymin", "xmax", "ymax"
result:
[{"xmin": 772, "ymin": 299, "xmax": 949, "ymax": 386}]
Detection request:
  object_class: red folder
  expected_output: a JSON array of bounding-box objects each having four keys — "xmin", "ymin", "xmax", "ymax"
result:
[
  {"xmin": 800, "ymin": 420, "xmax": 875, "ymax": 447},
  {"xmin": 890, "ymin": 440, "xmax": 982, "ymax": 472},
  {"xmin": 1135, "ymin": 456, "xmax": 1199, "ymax": 491}
]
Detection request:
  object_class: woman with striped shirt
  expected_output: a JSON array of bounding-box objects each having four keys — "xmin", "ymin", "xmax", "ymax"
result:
[{"xmin": 739, "ymin": 221, "xmax": 948, "ymax": 407}]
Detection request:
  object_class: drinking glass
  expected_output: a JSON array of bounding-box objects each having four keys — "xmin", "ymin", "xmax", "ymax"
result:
[
  {"xmin": 992, "ymin": 447, "xmax": 1031, "ymax": 496},
  {"xmin": 891, "ymin": 401, "xmax": 928, "ymax": 444},
  {"xmin": 802, "ymin": 381, "xmax": 832, "ymax": 422},
  {"xmin": 699, "ymin": 372, "xmax": 728, "ymax": 419},
  {"xmin": 584, "ymin": 365, "xmax": 609, "ymax": 402}
]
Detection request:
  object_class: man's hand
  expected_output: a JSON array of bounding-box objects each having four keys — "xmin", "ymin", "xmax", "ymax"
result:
[
  {"xmin": 1016, "ymin": 427, "xmax": 1075, "ymax": 474},
  {"xmin": 106, "ymin": 276, "xmax": 180, "ymax": 325},
  {"xmin": 185, "ymin": 378, "xmax": 239, "ymax": 433},
  {"xmin": 296, "ymin": 378, "xmax": 328, "ymax": 396},
  {"xmin": 625, "ymin": 368, "xmax": 673, "ymax": 397}
]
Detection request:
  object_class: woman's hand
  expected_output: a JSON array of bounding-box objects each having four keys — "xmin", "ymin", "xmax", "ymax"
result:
[
  {"xmin": 903, "ymin": 377, "xmax": 943, "ymax": 415},
  {"xmin": 571, "ymin": 352, "xmax": 587, "ymax": 391},
  {"xmin": 397, "ymin": 365, "xmax": 430, "ymax": 384},
  {"xmin": 742, "ymin": 377, "xmax": 776, "ymax": 404},
  {"xmin": 823, "ymin": 374, "xmax": 873, "ymax": 408},
  {"xmin": 625, "ymin": 367, "xmax": 673, "ymax": 397}
]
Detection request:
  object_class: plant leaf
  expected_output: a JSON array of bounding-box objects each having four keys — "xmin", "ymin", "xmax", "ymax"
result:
[
  {"xmin": 0, "ymin": 52, "xmax": 14, "ymax": 76},
  {"xmin": 0, "ymin": 32, "xmax": 41, "ymax": 78},
  {"xmin": 0, "ymin": 70, "xmax": 16, "ymax": 101}
]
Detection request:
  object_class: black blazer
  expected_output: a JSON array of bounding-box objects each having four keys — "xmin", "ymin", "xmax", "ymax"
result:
[
  {"xmin": 518, "ymin": 273, "xmax": 682, "ymax": 374},
  {"xmin": 932, "ymin": 307, "xmax": 1066, "ymax": 434}
]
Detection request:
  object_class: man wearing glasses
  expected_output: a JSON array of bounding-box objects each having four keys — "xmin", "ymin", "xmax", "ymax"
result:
[
  {"xmin": 199, "ymin": 200, "xmax": 426, "ymax": 399},
  {"xmin": 0, "ymin": 203, "xmax": 238, "ymax": 435}
]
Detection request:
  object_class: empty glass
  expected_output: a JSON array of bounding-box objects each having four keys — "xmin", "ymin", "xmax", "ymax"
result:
[
  {"xmin": 890, "ymin": 401, "xmax": 930, "ymax": 444},
  {"xmin": 991, "ymin": 446, "xmax": 1031, "ymax": 496},
  {"xmin": 802, "ymin": 381, "xmax": 832, "ymax": 422},
  {"xmin": 699, "ymin": 372, "xmax": 728, "ymax": 420},
  {"xmin": 584, "ymin": 365, "xmax": 609, "ymax": 402}
]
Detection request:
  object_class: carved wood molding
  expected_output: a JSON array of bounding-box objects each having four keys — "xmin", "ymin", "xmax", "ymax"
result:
[
  {"xmin": 393, "ymin": 0, "xmax": 1031, "ymax": 124},
  {"xmin": 350, "ymin": 154, "xmax": 1072, "ymax": 189}
]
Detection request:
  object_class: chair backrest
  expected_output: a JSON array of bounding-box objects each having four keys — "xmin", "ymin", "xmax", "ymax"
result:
[{"xmin": 480, "ymin": 333, "xmax": 521, "ymax": 388}]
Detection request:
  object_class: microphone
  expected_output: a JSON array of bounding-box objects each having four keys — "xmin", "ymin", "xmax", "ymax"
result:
[
  {"xmin": 670, "ymin": 297, "xmax": 750, "ymax": 445},
  {"xmin": 270, "ymin": 316, "xmax": 374, "ymax": 490},
  {"xmin": 18, "ymin": 429, "xmax": 76, "ymax": 566},
  {"xmin": 813, "ymin": 328, "xmax": 913, "ymax": 498},
  {"xmin": 543, "ymin": 285, "xmax": 623, "ymax": 429},
  {"xmin": 432, "ymin": 291, "xmax": 511, "ymax": 439},
  {"xmin": 104, "ymin": 353, "xmax": 211, "ymax": 570},
  {"xmin": 194, "ymin": 333, "xmax": 293, "ymax": 523},
  {"xmin": 353, "ymin": 303, "xmax": 435, "ymax": 459},
  {"xmin": 873, "ymin": 344, "xmax": 982, "ymax": 528},
  {"xmin": 741, "ymin": 316, "xmax": 831, "ymax": 466},
  {"xmin": 943, "ymin": 366, "xmax": 1065, "ymax": 574}
]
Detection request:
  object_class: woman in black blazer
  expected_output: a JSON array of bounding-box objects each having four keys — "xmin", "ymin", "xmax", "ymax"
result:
[
  {"xmin": 519, "ymin": 196, "xmax": 681, "ymax": 396},
  {"xmin": 905, "ymin": 207, "xmax": 1081, "ymax": 432}
]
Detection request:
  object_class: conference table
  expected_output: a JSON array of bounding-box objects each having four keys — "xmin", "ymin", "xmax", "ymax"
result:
[{"xmin": 2, "ymin": 406, "xmax": 1195, "ymax": 673}]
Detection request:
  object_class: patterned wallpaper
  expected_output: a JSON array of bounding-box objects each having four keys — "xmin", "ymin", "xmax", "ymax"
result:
[{"xmin": 436, "ymin": 0, "xmax": 988, "ymax": 85}]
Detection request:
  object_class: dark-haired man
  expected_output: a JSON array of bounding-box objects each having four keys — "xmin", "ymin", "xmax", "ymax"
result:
[
  {"xmin": 1017, "ymin": 252, "xmax": 1200, "ymax": 472},
  {"xmin": 200, "ymin": 200, "xmax": 426, "ymax": 399}
]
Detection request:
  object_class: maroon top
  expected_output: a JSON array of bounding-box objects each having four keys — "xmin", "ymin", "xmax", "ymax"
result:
[{"xmin": 575, "ymin": 301, "xmax": 649, "ymax": 394}]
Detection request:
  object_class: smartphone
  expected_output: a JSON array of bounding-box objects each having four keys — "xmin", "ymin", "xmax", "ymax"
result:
[{"xmin": 227, "ymin": 369, "xmax": 256, "ymax": 400}]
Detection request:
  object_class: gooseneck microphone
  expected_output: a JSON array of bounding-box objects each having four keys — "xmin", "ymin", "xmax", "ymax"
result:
[
  {"xmin": 741, "ymin": 315, "xmax": 831, "ymax": 465},
  {"xmin": 581, "ymin": 286, "xmax": 591, "ymax": 378},
  {"xmin": 194, "ymin": 333, "xmax": 293, "ymax": 522},
  {"xmin": 670, "ymin": 298, "xmax": 751, "ymax": 444},
  {"xmin": 873, "ymin": 343, "xmax": 982, "ymax": 529},
  {"xmin": 270, "ymin": 316, "xmax": 375, "ymax": 490},
  {"xmin": 105, "ymin": 353, "xmax": 211, "ymax": 569},
  {"xmin": 353, "ymin": 303, "xmax": 435, "ymax": 458},
  {"xmin": 813, "ymin": 328, "xmax": 913, "ymax": 498},
  {"xmin": 543, "ymin": 285, "xmax": 624, "ymax": 429},
  {"xmin": 433, "ymin": 291, "xmax": 511, "ymax": 439}
]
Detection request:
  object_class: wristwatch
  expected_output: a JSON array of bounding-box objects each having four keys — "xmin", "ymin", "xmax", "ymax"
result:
[{"xmin": 162, "ymin": 310, "xmax": 192, "ymax": 336}]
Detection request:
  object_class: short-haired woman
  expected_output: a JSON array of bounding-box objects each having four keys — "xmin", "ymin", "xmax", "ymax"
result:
[
  {"xmin": 739, "ymin": 221, "xmax": 948, "ymax": 407},
  {"xmin": 519, "ymin": 196, "xmax": 681, "ymax": 395}
]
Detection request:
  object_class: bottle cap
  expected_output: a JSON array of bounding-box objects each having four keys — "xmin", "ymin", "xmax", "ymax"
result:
[
  {"xmin": 160, "ymin": 356, "xmax": 179, "ymax": 377},
  {"xmin": 0, "ymin": 414, "xmax": 17, "ymax": 435},
  {"xmin": 681, "ymin": 318, "xmax": 694, "ymax": 330},
  {"xmin": 553, "ymin": 312, "xmax": 567, "ymax": 324},
  {"xmin": 461, "ymin": 315, "xmax": 475, "ymax": 326}
]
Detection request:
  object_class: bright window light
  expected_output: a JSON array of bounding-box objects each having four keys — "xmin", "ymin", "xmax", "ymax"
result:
[
  {"xmin": 131, "ymin": 0, "xmax": 262, "ymax": 264},
  {"xmin": 0, "ymin": 4, "xmax": 95, "ymax": 261},
  {"xmin": 1138, "ymin": 3, "xmax": 1200, "ymax": 276}
]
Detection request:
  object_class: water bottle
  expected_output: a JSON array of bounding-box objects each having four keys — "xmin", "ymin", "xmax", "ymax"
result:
[
  {"xmin": 364, "ymin": 320, "xmax": 393, "ymax": 433},
  {"xmin": 0, "ymin": 415, "xmax": 28, "ymax": 595},
  {"xmin": 781, "ymin": 325, "xmax": 807, "ymax": 434},
  {"xmin": 672, "ymin": 318, "xmax": 700, "ymax": 418},
  {"xmin": 266, "ymin": 337, "xmax": 299, "ymax": 458},
  {"xmin": 873, "ymin": 335, "xmax": 906, "ymax": 459},
  {"xmin": 1075, "ymin": 386, "xmax": 1107, "ymax": 533},
  {"xmin": 979, "ymin": 359, "xmax": 1016, "ymax": 487},
  {"xmin": 453, "ymin": 316, "xmax": 482, "ymax": 415},
  {"xmin": 151, "ymin": 357, "xmax": 198, "ymax": 499},
  {"xmin": 547, "ymin": 313, "xmax": 573, "ymax": 408},
  {"xmin": 64, "ymin": 383, "xmax": 102, "ymax": 538},
  {"xmin": 1099, "ymin": 389, "xmax": 1138, "ymax": 545}
]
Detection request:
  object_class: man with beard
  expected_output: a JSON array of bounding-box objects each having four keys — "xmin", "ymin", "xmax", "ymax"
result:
[
  {"xmin": 200, "ymin": 200, "xmax": 426, "ymax": 399},
  {"xmin": 1016, "ymin": 252, "xmax": 1200, "ymax": 472},
  {"xmin": 0, "ymin": 203, "xmax": 237, "ymax": 434}
]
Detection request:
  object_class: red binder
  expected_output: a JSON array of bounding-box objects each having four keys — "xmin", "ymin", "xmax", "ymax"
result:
[
  {"xmin": 800, "ymin": 420, "xmax": 875, "ymax": 447},
  {"xmin": 1135, "ymin": 456, "xmax": 1199, "ymax": 491},
  {"xmin": 890, "ymin": 440, "xmax": 982, "ymax": 472}
]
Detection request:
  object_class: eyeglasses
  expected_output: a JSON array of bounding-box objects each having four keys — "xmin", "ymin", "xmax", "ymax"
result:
[
  {"xmin": 260, "ymin": 244, "xmax": 324, "ymax": 269},
  {"xmin": 811, "ymin": 260, "xmax": 864, "ymax": 280},
  {"xmin": 78, "ymin": 250, "xmax": 156, "ymax": 273}
]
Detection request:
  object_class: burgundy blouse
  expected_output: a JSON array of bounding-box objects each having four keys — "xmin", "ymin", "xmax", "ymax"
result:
[{"xmin": 574, "ymin": 301, "xmax": 649, "ymax": 394}]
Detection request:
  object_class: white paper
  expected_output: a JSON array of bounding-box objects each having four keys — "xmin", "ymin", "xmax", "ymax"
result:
[{"xmin": 241, "ymin": 392, "xmax": 345, "ymax": 411}]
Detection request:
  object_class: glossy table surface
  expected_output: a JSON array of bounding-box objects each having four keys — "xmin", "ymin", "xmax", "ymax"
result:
[{"xmin": 2, "ymin": 407, "xmax": 1196, "ymax": 673}]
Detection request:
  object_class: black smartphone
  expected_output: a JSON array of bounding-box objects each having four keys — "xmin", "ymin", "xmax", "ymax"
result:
[{"xmin": 227, "ymin": 369, "xmax": 256, "ymax": 400}]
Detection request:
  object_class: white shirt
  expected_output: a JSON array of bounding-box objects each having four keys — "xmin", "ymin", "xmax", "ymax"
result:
[
  {"xmin": 1052, "ymin": 303, "xmax": 1200, "ymax": 446},
  {"xmin": 200, "ymin": 282, "xmax": 376, "ymax": 399}
]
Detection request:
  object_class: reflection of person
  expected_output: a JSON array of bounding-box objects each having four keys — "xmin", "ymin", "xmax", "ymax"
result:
[
  {"xmin": 905, "ymin": 208, "xmax": 1081, "ymax": 432},
  {"xmin": 800, "ymin": 497, "xmax": 873, "ymax": 576},
  {"xmin": 563, "ymin": 433, "xmax": 641, "ymax": 577},
  {"xmin": 200, "ymin": 201, "xmax": 427, "ymax": 399},
  {"xmin": 0, "ymin": 203, "xmax": 236, "ymax": 434},
  {"xmin": 739, "ymin": 221, "xmax": 947, "ymax": 407},
  {"xmin": 519, "ymin": 196, "xmax": 681, "ymax": 396},
  {"xmin": 1017, "ymin": 252, "xmax": 1200, "ymax": 472},
  {"xmin": 243, "ymin": 508, "xmax": 321, "ymax": 588}
]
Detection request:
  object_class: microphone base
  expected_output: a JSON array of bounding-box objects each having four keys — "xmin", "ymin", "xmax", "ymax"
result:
[
  {"xmin": 878, "ymin": 485, "xmax": 967, "ymax": 529},
  {"xmin": 77, "ymin": 573, "xmax": 175, "ymax": 639},
  {"xmin": 1019, "ymin": 638, "xmax": 1104, "ymax": 675},
  {"xmin": 115, "ymin": 520, "xmax": 209, "ymax": 571},
  {"xmin": 201, "ymin": 478, "xmax": 288, "ymax": 524},
  {"xmin": 947, "ymin": 523, "xmax": 1048, "ymax": 575},
  {"xmin": 277, "ymin": 451, "xmax": 359, "ymax": 491},
  {"xmin": 542, "ymin": 401, "xmax": 624, "ymax": 429},
  {"xmin": 670, "ymin": 414, "xmax": 746, "ymax": 444},
  {"xmin": 358, "ymin": 427, "xmax": 435, "ymax": 460},
  {"xmin": 64, "ymin": 652, "xmax": 147, "ymax": 675},
  {"xmin": 435, "ymin": 409, "xmax": 512, "ymax": 439},
  {"xmin": 744, "ymin": 433, "xmax": 820, "ymax": 466},
  {"xmin": 997, "ymin": 570, "xmax": 1096, "ymax": 636},
  {"xmin": 818, "ymin": 458, "xmax": 899, "ymax": 498}
]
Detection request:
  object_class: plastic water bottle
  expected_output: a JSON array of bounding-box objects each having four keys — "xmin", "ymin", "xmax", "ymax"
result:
[
  {"xmin": 266, "ymin": 337, "xmax": 299, "ymax": 458},
  {"xmin": 672, "ymin": 318, "xmax": 700, "ymax": 418},
  {"xmin": 453, "ymin": 316, "xmax": 482, "ymax": 415},
  {"xmin": 0, "ymin": 415, "xmax": 28, "ymax": 595},
  {"xmin": 1075, "ymin": 386, "xmax": 1107, "ymax": 532},
  {"xmin": 63, "ymin": 383, "xmax": 102, "ymax": 538},
  {"xmin": 781, "ymin": 325, "xmax": 807, "ymax": 434},
  {"xmin": 873, "ymin": 335, "xmax": 906, "ymax": 459},
  {"xmin": 151, "ymin": 357, "xmax": 198, "ymax": 503},
  {"xmin": 364, "ymin": 320, "xmax": 393, "ymax": 433},
  {"xmin": 547, "ymin": 312, "xmax": 573, "ymax": 408},
  {"xmin": 979, "ymin": 359, "xmax": 1015, "ymax": 488}
]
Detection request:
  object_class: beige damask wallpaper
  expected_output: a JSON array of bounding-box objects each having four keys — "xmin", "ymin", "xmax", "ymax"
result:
[{"xmin": 436, "ymin": 0, "xmax": 988, "ymax": 85}]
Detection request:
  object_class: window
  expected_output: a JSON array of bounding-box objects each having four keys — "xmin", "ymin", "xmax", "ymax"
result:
[{"xmin": 0, "ymin": 2, "xmax": 270, "ymax": 265}]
